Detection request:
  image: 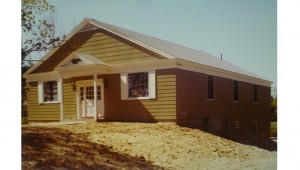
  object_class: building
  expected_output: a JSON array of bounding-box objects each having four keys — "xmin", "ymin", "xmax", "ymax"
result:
[{"xmin": 23, "ymin": 18, "xmax": 272, "ymax": 136}]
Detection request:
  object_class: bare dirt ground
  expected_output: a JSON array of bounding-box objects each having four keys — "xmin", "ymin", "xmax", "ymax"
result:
[{"xmin": 22, "ymin": 122, "xmax": 277, "ymax": 170}]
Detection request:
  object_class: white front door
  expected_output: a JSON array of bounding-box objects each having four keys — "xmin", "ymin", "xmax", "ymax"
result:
[{"xmin": 79, "ymin": 84, "xmax": 104, "ymax": 118}]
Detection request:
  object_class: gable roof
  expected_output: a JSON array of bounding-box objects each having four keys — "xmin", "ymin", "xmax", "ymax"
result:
[
  {"xmin": 89, "ymin": 19, "xmax": 265, "ymax": 80},
  {"xmin": 25, "ymin": 18, "xmax": 271, "ymax": 84}
]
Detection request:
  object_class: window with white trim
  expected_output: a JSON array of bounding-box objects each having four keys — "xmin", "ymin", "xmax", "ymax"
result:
[
  {"xmin": 120, "ymin": 70, "xmax": 156, "ymax": 100},
  {"xmin": 38, "ymin": 80, "xmax": 61, "ymax": 103}
]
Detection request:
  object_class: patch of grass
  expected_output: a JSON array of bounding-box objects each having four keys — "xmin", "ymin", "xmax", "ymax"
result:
[
  {"xmin": 270, "ymin": 122, "xmax": 277, "ymax": 128},
  {"xmin": 270, "ymin": 122, "xmax": 277, "ymax": 137}
]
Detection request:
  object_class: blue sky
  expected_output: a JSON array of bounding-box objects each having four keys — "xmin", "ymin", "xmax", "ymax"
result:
[{"xmin": 48, "ymin": 0, "xmax": 277, "ymax": 90}]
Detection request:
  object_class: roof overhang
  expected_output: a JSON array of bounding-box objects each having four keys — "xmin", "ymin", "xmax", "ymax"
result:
[
  {"xmin": 55, "ymin": 64, "xmax": 109, "ymax": 77},
  {"xmin": 23, "ymin": 59, "xmax": 176, "ymax": 82},
  {"xmin": 23, "ymin": 58, "xmax": 271, "ymax": 87},
  {"xmin": 23, "ymin": 71, "xmax": 59, "ymax": 82},
  {"xmin": 175, "ymin": 59, "xmax": 272, "ymax": 87}
]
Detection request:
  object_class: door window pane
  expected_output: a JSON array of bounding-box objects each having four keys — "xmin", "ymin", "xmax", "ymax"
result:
[
  {"xmin": 80, "ymin": 87, "xmax": 84, "ymax": 101},
  {"xmin": 86, "ymin": 86, "xmax": 94, "ymax": 100},
  {"xmin": 97, "ymin": 86, "xmax": 101, "ymax": 100}
]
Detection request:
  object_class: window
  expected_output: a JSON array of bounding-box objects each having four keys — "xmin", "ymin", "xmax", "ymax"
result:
[
  {"xmin": 233, "ymin": 121, "xmax": 239, "ymax": 129},
  {"xmin": 44, "ymin": 81, "xmax": 58, "ymax": 102},
  {"xmin": 38, "ymin": 80, "xmax": 61, "ymax": 103},
  {"xmin": 234, "ymin": 80, "xmax": 239, "ymax": 101},
  {"xmin": 128, "ymin": 72, "xmax": 149, "ymax": 98},
  {"xmin": 254, "ymin": 85, "xmax": 258, "ymax": 103},
  {"xmin": 86, "ymin": 86, "xmax": 94, "ymax": 100},
  {"xmin": 207, "ymin": 75, "xmax": 214, "ymax": 99},
  {"xmin": 79, "ymin": 86, "xmax": 101, "ymax": 101},
  {"xmin": 120, "ymin": 70, "xmax": 156, "ymax": 100}
]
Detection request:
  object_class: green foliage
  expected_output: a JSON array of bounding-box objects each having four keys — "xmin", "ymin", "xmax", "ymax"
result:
[
  {"xmin": 271, "ymin": 97, "xmax": 277, "ymax": 108},
  {"xmin": 21, "ymin": 0, "xmax": 65, "ymax": 107},
  {"xmin": 270, "ymin": 86, "xmax": 277, "ymax": 122},
  {"xmin": 21, "ymin": 0, "xmax": 63, "ymax": 65},
  {"xmin": 270, "ymin": 122, "xmax": 277, "ymax": 129},
  {"xmin": 22, "ymin": 0, "xmax": 54, "ymax": 32},
  {"xmin": 270, "ymin": 122, "xmax": 277, "ymax": 137}
]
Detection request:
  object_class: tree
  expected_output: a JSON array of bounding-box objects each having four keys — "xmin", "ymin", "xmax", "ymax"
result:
[
  {"xmin": 271, "ymin": 87, "xmax": 277, "ymax": 122},
  {"xmin": 21, "ymin": 0, "xmax": 64, "ymax": 66},
  {"xmin": 21, "ymin": 0, "xmax": 65, "ymax": 109}
]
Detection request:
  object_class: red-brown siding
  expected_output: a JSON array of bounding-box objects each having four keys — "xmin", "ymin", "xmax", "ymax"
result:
[
  {"xmin": 176, "ymin": 69, "xmax": 270, "ymax": 136},
  {"xmin": 98, "ymin": 69, "xmax": 177, "ymax": 122}
]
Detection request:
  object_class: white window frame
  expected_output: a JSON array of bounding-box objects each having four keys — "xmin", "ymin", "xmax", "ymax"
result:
[
  {"xmin": 38, "ymin": 80, "xmax": 61, "ymax": 104},
  {"xmin": 120, "ymin": 70, "xmax": 156, "ymax": 100}
]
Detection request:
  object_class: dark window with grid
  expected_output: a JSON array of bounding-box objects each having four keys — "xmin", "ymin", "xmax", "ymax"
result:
[
  {"xmin": 80, "ymin": 87, "xmax": 84, "ymax": 101},
  {"xmin": 207, "ymin": 75, "xmax": 214, "ymax": 99},
  {"xmin": 234, "ymin": 81, "xmax": 239, "ymax": 101},
  {"xmin": 44, "ymin": 81, "xmax": 58, "ymax": 102},
  {"xmin": 86, "ymin": 86, "xmax": 94, "ymax": 100},
  {"xmin": 254, "ymin": 85, "xmax": 258, "ymax": 103},
  {"xmin": 128, "ymin": 72, "xmax": 149, "ymax": 98}
]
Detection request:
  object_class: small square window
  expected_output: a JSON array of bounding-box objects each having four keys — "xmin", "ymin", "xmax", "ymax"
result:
[{"xmin": 233, "ymin": 121, "xmax": 239, "ymax": 129}]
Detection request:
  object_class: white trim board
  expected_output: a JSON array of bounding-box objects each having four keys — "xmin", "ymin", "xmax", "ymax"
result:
[{"xmin": 24, "ymin": 59, "xmax": 271, "ymax": 87}]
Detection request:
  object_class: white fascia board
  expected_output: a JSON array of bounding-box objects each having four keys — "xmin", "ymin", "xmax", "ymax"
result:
[
  {"xmin": 76, "ymin": 79, "xmax": 104, "ymax": 86},
  {"xmin": 76, "ymin": 53, "xmax": 107, "ymax": 65},
  {"xmin": 24, "ymin": 19, "xmax": 91, "ymax": 75},
  {"xmin": 55, "ymin": 64, "xmax": 109, "ymax": 77},
  {"xmin": 88, "ymin": 20, "xmax": 175, "ymax": 60},
  {"xmin": 23, "ymin": 71, "xmax": 59, "ymax": 82},
  {"xmin": 56, "ymin": 53, "xmax": 78, "ymax": 68},
  {"xmin": 76, "ymin": 53, "xmax": 94, "ymax": 64},
  {"xmin": 56, "ymin": 52, "xmax": 107, "ymax": 69},
  {"xmin": 176, "ymin": 59, "xmax": 272, "ymax": 87}
]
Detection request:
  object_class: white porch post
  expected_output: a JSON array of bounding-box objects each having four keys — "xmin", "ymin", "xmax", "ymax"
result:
[
  {"xmin": 76, "ymin": 84, "xmax": 80, "ymax": 119},
  {"xmin": 93, "ymin": 74, "xmax": 98, "ymax": 120},
  {"xmin": 59, "ymin": 76, "xmax": 64, "ymax": 121}
]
